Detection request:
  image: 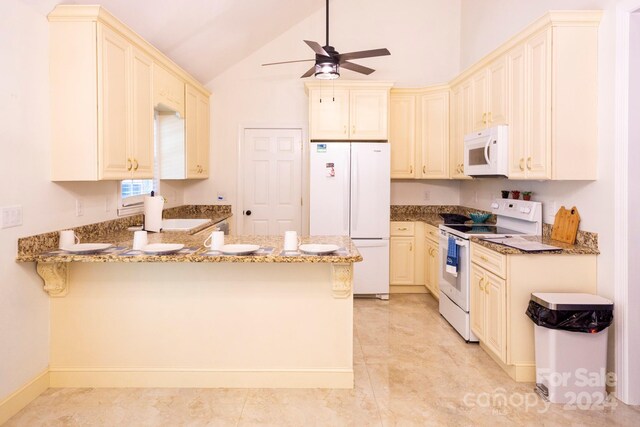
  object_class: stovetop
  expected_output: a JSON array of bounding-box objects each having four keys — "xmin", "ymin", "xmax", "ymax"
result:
[{"xmin": 440, "ymin": 223, "xmax": 528, "ymax": 238}]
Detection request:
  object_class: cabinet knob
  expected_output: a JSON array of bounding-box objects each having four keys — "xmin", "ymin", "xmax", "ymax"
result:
[
  {"xmin": 409, "ymin": 165, "xmax": 413, "ymax": 175},
  {"xmin": 423, "ymin": 165, "xmax": 426, "ymax": 175},
  {"xmin": 527, "ymin": 157, "xmax": 532, "ymax": 170},
  {"xmin": 482, "ymin": 112, "xmax": 487, "ymax": 124},
  {"xmin": 343, "ymin": 125, "xmax": 347, "ymax": 135},
  {"xmin": 479, "ymin": 277, "xmax": 485, "ymax": 291},
  {"xmin": 127, "ymin": 158, "xmax": 132, "ymax": 171},
  {"xmin": 133, "ymin": 159, "xmax": 139, "ymax": 171},
  {"xmin": 519, "ymin": 158, "xmax": 525, "ymax": 171}
]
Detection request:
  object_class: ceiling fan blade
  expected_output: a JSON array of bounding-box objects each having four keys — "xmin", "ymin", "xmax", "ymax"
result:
[
  {"xmin": 341, "ymin": 61, "xmax": 375, "ymax": 75},
  {"xmin": 337, "ymin": 48, "xmax": 391, "ymax": 62},
  {"xmin": 304, "ymin": 40, "xmax": 330, "ymax": 57},
  {"xmin": 262, "ymin": 58, "xmax": 314, "ymax": 66},
  {"xmin": 301, "ymin": 66, "xmax": 316, "ymax": 78}
]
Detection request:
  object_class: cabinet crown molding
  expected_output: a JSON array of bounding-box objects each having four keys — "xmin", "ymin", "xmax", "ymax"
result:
[
  {"xmin": 48, "ymin": 5, "xmax": 210, "ymax": 96},
  {"xmin": 450, "ymin": 10, "xmax": 602, "ymax": 86},
  {"xmin": 304, "ymin": 80, "xmax": 393, "ymax": 94}
]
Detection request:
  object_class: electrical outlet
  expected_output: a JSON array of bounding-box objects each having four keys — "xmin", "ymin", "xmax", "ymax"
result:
[
  {"xmin": 1, "ymin": 205, "xmax": 23, "ymax": 229},
  {"xmin": 75, "ymin": 199, "xmax": 84, "ymax": 217},
  {"xmin": 423, "ymin": 191, "xmax": 430, "ymax": 202}
]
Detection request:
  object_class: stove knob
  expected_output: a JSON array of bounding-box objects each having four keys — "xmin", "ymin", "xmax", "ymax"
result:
[
  {"xmin": 490, "ymin": 202, "xmax": 499, "ymax": 209},
  {"xmin": 520, "ymin": 207, "xmax": 531, "ymax": 214}
]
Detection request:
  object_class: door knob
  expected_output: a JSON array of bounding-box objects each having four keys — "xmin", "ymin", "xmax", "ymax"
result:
[{"xmin": 245, "ymin": 210, "xmax": 252, "ymax": 216}]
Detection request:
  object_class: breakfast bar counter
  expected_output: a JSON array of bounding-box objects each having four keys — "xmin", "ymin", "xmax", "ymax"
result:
[{"xmin": 16, "ymin": 209, "xmax": 360, "ymax": 389}]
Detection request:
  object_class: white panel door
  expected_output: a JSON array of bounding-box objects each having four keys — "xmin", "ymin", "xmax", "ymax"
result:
[
  {"xmin": 309, "ymin": 143, "xmax": 351, "ymax": 236},
  {"xmin": 243, "ymin": 129, "xmax": 302, "ymax": 235},
  {"xmin": 350, "ymin": 143, "xmax": 390, "ymax": 239}
]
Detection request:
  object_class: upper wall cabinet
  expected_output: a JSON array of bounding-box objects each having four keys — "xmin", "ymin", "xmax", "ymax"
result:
[
  {"xmin": 450, "ymin": 10, "xmax": 601, "ymax": 181},
  {"xmin": 390, "ymin": 87, "xmax": 450, "ymax": 179},
  {"xmin": 154, "ymin": 64, "xmax": 185, "ymax": 118},
  {"xmin": 48, "ymin": 5, "xmax": 210, "ymax": 181},
  {"xmin": 305, "ymin": 81, "xmax": 392, "ymax": 141}
]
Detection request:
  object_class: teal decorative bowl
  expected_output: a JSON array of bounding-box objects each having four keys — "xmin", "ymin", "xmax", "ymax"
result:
[{"xmin": 469, "ymin": 212, "xmax": 491, "ymax": 224}]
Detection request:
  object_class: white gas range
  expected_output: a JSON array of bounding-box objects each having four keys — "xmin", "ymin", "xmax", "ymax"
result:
[{"xmin": 438, "ymin": 200, "xmax": 543, "ymax": 342}]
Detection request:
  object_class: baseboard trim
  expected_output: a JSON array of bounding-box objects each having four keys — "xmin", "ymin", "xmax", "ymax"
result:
[
  {"xmin": 0, "ymin": 370, "xmax": 50, "ymax": 425},
  {"xmin": 49, "ymin": 368, "xmax": 354, "ymax": 389},
  {"xmin": 480, "ymin": 342, "xmax": 536, "ymax": 382}
]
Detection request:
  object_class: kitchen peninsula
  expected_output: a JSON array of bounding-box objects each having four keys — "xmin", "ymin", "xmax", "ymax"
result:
[{"xmin": 17, "ymin": 209, "xmax": 361, "ymax": 389}]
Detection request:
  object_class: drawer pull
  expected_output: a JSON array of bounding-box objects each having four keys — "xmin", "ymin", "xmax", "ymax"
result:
[
  {"xmin": 398, "ymin": 227, "xmax": 408, "ymax": 231},
  {"xmin": 480, "ymin": 255, "xmax": 489, "ymax": 262}
]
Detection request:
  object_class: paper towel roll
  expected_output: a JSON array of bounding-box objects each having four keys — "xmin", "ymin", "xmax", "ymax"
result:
[{"xmin": 144, "ymin": 196, "xmax": 164, "ymax": 232}]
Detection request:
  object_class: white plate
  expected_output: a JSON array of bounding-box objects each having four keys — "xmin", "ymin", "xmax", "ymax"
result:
[
  {"xmin": 220, "ymin": 244, "xmax": 260, "ymax": 255},
  {"xmin": 142, "ymin": 243, "xmax": 185, "ymax": 254},
  {"xmin": 299, "ymin": 244, "xmax": 340, "ymax": 255},
  {"xmin": 62, "ymin": 243, "xmax": 113, "ymax": 254}
]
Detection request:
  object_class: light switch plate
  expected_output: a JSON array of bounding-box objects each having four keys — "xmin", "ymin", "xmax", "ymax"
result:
[{"xmin": 1, "ymin": 205, "xmax": 23, "ymax": 229}]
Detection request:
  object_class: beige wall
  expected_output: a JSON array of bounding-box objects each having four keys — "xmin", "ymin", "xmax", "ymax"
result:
[
  {"xmin": 185, "ymin": 0, "xmax": 463, "ymax": 211},
  {"xmin": 0, "ymin": 0, "xmax": 187, "ymax": 401}
]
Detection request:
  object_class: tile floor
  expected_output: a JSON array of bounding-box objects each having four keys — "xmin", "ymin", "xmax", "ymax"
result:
[{"xmin": 6, "ymin": 294, "xmax": 640, "ymax": 426}]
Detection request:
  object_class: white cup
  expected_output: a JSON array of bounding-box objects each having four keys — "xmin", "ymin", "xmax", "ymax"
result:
[
  {"xmin": 284, "ymin": 230, "xmax": 300, "ymax": 251},
  {"xmin": 59, "ymin": 230, "xmax": 79, "ymax": 249},
  {"xmin": 132, "ymin": 230, "xmax": 148, "ymax": 250},
  {"xmin": 204, "ymin": 231, "xmax": 225, "ymax": 250}
]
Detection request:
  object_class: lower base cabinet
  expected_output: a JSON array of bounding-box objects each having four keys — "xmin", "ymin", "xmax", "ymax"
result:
[
  {"xmin": 470, "ymin": 242, "xmax": 597, "ymax": 382},
  {"xmin": 424, "ymin": 224, "xmax": 440, "ymax": 299}
]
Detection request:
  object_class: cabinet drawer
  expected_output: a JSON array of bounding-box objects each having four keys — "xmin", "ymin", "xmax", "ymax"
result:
[
  {"xmin": 390, "ymin": 221, "xmax": 414, "ymax": 236},
  {"xmin": 471, "ymin": 243, "xmax": 506, "ymax": 279},
  {"xmin": 424, "ymin": 223, "xmax": 440, "ymax": 243}
]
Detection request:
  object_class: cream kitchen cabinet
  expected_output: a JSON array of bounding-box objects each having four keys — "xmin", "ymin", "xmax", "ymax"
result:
[
  {"xmin": 389, "ymin": 87, "xmax": 449, "ymax": 179},
  {"xmin": 306, "ymin": 82, "xmax": 392, "ymax": 141},
  {"xmin": 154, "ymin": 64, "xmax": 185, "ymax": 118},
  {"xmin": 449, "ymin": 80, "xmax": 473, "ymax": 179},
  {"xmin": 389, "ymin": 94, "xmax": 417, "ymax": 178},
  {"xmin": 48, "ymin": 5, "xmax": 211, "ymax": 181},
  {"xmin": 450, "ymin": 11, "xmax": 600, "ymax": 180},
  {"xmin": 390, "ymin": 221, "xmax": 427, "ymax": 293},
  {"xmin": 470, "ymin": 242, "xmax": 597, "ymax": 382},
  {"xmin": 471, "ymin": 56, "xmax": 508, "ymax": 132},
  {"xmin": 185, "ymin": 85, "xmax": 210, "ymax": 178},
  {"xmin": 423, "ymin": 223, "xmax": 440, "ymax": 299}
]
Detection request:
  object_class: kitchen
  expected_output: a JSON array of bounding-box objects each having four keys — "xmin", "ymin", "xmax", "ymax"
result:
[{"xmin": 2, "ymin": 0, "xmax": 640, "ymax": 425}]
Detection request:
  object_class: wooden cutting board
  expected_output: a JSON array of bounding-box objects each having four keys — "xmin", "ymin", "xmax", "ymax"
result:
[{"xmin": 551, "ymin": 206, "xmax": 580, "ymax": 244}]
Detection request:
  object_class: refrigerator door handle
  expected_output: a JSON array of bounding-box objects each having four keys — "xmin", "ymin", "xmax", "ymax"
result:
[{"xmin": 352, "ymin": 149, "xmax": 359, "ymax": 233}]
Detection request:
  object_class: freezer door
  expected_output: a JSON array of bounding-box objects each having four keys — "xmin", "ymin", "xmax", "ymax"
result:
[
  {"xmin": 309, "ymin": 143, "xmax": 351, "ymax": 236},
  {"xmin": 353, "ymin": 239, "xmax": 390, "ymax": 295},
  {"xmin": 350, "ymin": 143, "xmax": 390, "ymax": 238}
]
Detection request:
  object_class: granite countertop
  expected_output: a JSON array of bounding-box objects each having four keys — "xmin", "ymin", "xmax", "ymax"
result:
[
  {"xmin": 470, "ymin": 236, "xmax": 599, "ymax": 255},
  {"xmin": 17, "ymin": 232, "xmax": 362, "ymax": 264}
]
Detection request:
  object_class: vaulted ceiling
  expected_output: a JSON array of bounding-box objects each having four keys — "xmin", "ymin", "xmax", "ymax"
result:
[{"xmin": 20, "ymin": 0, "xmax": 326, "ymax": 83}]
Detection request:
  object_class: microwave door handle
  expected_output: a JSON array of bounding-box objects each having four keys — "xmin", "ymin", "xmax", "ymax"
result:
[{"xmin": 483, "ymin": 137, "xmax": 492, "ymax": 165}]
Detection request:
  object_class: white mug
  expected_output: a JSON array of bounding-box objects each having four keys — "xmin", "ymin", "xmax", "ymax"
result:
[
  {"xmin": 284, "ymin": 230, "xmax": 300, "ymax": 251},
  {"xmin": 59, "ymin": 230, "xmax": 79, "ymax": 249},
  {"xmin": 204, "ymin": 231, "xmax": 225, "ymax": 250},
  {"xmin": 132, "ymin": 230, "xmax": 148, "ymax": 250}
]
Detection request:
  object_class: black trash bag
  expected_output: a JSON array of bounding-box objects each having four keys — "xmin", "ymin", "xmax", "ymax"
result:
[{"xmin": 526, "ymin": 301, "xmax": 613, "ymax": 333}]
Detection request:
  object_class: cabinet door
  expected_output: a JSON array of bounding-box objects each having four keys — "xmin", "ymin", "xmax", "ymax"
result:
[
  {"xmin": 98, "ymin": 25, "xmax": 130, "ymax": 179},
  {"xmin": 390, "ymin": 237, "xmax": 415, "ymax": 285},
  {"xmin": 419, "ymin": 91, "xmax": 449, "ymax": 178},
  {"xmin": 185, "ymin": 85, "xmax": 199, "ymax": 178},
  {"xmin": 526, "ymin": 29, "xmax": 552, "ymax": 179},
  {"xmin": 130, "ymin": 47, "xmax": 154, "ymax": 178},
  {"xmin": 484, "ymin": 271, "xmax": 507, "ymax": 362},
  {"xmin": 472, "ymin": 70, "xmax": 488, "ymax": 132},
  {"xmin": 196, "ymin": 92, "xmax": 210, "ymax": 177},
  {"xmin": 424, "ymin": 239, "xmax": 440, "ymax": 299},
  {"xmin": 488, "ymin": 56, "xmax": 508, "ymax": 126},
  {"xmin": 449, "ymin": 86, "xmax": 469, "ymax": 179},
  {"xmin": 350, "ymin": 89, "xmax": 388, "ymax": 140},
  {"xmin": 309, "ymin": 89, "xmax": 350, "ymax": 140},
  {"xmin": 470, "ymin": 266, "xmax": 486, "ymax": 340},
  {"xmin": 460, "ymin": 79, "xmax": 474, "ymax": 176},
  {"xmin": 507, "ymin": 45, "xmax": 527, "ymax": 178},
  {"xmin": 389, "ymin": 94, "xmax": 417, "ymax": 178}
]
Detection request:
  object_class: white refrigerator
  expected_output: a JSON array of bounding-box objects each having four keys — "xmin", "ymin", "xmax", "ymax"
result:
[{"xmin": 309, "ymin": 142, "xmax": 390, "ymax": 298}]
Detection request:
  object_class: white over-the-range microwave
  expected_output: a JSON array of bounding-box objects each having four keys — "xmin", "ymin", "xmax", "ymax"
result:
[{"xmin": 463, "ymin": 125, "xmax": 509, "ymax": 177}]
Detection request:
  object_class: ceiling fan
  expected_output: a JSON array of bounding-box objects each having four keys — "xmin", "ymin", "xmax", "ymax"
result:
[{"xmin": 262, "ymin": 0, "xmax": 390, "ymax": 79}]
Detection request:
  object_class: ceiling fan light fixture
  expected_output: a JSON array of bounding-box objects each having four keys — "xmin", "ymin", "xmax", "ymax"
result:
[{"xmin": 315, "ymin": 62, "xmax": 340, "ymax": 80}]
